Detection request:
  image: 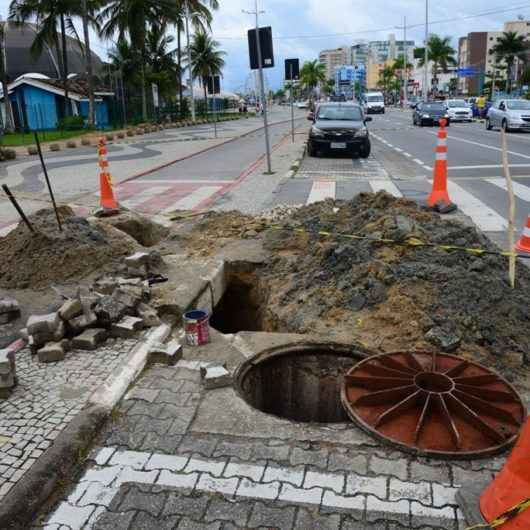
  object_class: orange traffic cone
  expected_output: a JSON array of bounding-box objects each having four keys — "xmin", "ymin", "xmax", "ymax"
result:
[
  {"xmin": 428, "ymin": 119, "xmax": 456, "ymax": 213},
  {"xmin": 515, "ymin": 213, "xmax": 530, "ymax": 253},
  {"xmin": 478, "ymin": 417, "xmax": 530, "ymax": 529},
  {"xmin": 97, "ymin": 138, "xmax": 119, "ymax": 214}
]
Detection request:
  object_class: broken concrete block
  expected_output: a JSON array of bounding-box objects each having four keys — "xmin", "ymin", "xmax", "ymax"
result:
[
  {"xmin": 119, "ymin": 284, "xmax": 148, "ymax": 303},
  {"xmin": 19, "ymin": 328, "xmax": 29, "ymax": 342},
  {"xmin": 93, "ymin": 277, "xmax": 119, "ymax": 295},
  {"xmin": 149, "ymin": 340, "xmax": 182, "ymax": 366},
  {"xmin": 94, "ymin": 292, "xmax": 133, "ymax": 327},
  {"xmin": 60, "ymin": 338, "xmax": 71, "ymax": 353},
  {"xmin": 118, "ymin": 278, "xmax": 144, "ymax": 287},
  {"xmin": 200, "ymin": 365, "xmax": 232, "ymax": 390},
  {"xmin": 126, "ymin": 266, "xmax": 147, "ymax": 278},
  {"xmin": 111, "ymin": 316, "xmax": 143, "ymax": 338},
  {"xmin": 71, "ymin": 328, "xmax": 108, "ymax": 351},
  {"xmin": 137, "ymin": 303, "xmax": 161, "ymax": 328},
  {"xmin": 0, "ymin": 348, "xmax": 15, "ymax": 376},
  {"xmin": 27, "ymin": 313, "xmax": 60, "ymax": 336},
  {"xmin": 0, "ymin": 298, "xmax": 20, "ymax": 324},
  {"xmin": 68, "ymin": 312, "xmax": 98, "ymax": 334},
  {"xmin": 53, "ymin": 320, "xmax": 65, "ymax": 342},
  {"xmin": 58, "ymin": 299, "xmax": 83, "ymax": 321},
  {"xmin": 124, "ymin": 252, "xmax": 150, "ymax": 268},
  {"xmin": 28, "ymin": 335, "xmax": 38, "ymax": 355},
  {"xmin": 37, "ymin": 342, "xmax": 65, "ymax": 363}
]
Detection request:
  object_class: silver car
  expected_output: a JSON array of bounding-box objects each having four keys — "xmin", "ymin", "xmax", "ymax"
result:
[{"xmin": 486, "ymin": 99, "xmax": 530, "ymax": 132}]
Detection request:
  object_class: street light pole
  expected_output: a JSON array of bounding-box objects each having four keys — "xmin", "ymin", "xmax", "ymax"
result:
[
  {"xmin": 403, "ymin": 16, "xmax": 408, "ymax": 107},
  {"xmin": 424, "ymin": 0, "xmax": 429, "ymax": 102},
  {"xmin": 243, "ymin": 0, "xmax": 273, "ymax": 173},
  {"xmin": 185, "ymin": 0, "xmax": 195, "ymax": 121}
]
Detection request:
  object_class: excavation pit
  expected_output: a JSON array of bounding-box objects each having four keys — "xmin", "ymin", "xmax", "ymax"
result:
[{"xmin": 235, "ymin": 344, "xmax": 366, "ymax": 423}]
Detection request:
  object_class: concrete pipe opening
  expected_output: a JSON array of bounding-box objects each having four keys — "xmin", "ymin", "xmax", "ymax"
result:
[{"xmin": 235, "ymin": 344, "xmax": 367, "ymax": 423}]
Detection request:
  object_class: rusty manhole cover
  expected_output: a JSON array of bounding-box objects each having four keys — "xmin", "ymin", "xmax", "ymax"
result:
[{"xmin": 341, "ymin": 351, "xmax": 526, "ymax": 458}]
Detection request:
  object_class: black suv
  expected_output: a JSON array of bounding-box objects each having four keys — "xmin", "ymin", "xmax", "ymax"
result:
[
  {"xmin": 307, "ymin": 103, "xmax": 372, "ymax": 158},
  {"xmin": 413, "ymin": 101, "xmax": 450, "ymax": 127}
]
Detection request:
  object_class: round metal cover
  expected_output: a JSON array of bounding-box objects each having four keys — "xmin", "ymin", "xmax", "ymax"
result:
[{"xmin": 341, "ymin": 351, "xmax": 526, "ymax": 459}]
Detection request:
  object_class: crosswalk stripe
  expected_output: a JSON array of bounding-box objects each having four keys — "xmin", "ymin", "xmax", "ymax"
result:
[
  {"xmin": 369, "ymin": 180, "xmax": 403, "ymax": 197},
  {"xmin": 485, "ymin": 177, "xmax": 530, "ymax": 203},
  {"xmin": 163, "ymin": 186, "xmax": 222, "ymax": 212},
  {"xmin": 121, "ymin": 186, "xmax": 173, "ymax": 209},
  {"xmin": 445, "ymin": 180, "xmax": 507, "ymax": 232},
  {"xmin": 306, "ymin": 180, "xmax": 336, "ymax": 204}
]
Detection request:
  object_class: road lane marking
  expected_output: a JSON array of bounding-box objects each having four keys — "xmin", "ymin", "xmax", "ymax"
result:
[
  {"xmin": 164, "ymin": 186, "xmax": 223, "ymax": 211},
  {"xmin": 444, "ymin": 180, "xmax": 507, "ymax": 232},
  {"xmin": 403, "ymin": 152, "xmax": 412, "ymax": 158},
  {"xmin": 306, "ymin": 180, "xmax": 336, "ymax": 204},
  {"xmin": 394, "ymin": 147, "xmax": 403, "ymax": 152},
  {"xmin": 485, "ymin": 177, "xmax": 530, "ymax": 202},
  {"xmin": 413, "ymin": 159, "xmax": 424, "ymax": 165},
  {"xmin": 369, "ymin": 180, "xmax": 403, "ymax": 197},
  {"xmin": 448, "ymin": 164, "xmax": 530, "ymax": 170}
]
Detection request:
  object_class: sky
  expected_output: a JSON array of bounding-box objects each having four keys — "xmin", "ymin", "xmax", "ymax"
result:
[{"xmin": 0, "ymin": 0, "xmax": 529, "ymax": 92}]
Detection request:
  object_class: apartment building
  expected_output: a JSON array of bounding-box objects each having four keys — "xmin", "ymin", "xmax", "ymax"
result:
[{"xmin": 318, "ymin": 47, "xmax": 353, "ymax": 80}]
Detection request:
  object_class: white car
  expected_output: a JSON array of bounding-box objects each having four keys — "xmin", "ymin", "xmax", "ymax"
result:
[
  {"xmin": 445, "ymin": 99, "xmax": 473, "ymax": 122},
  {"xmin": 296, "ymin": 101, "xmax": 309, "ymax": 109}
]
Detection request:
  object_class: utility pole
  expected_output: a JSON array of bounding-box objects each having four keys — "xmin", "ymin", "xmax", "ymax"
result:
[
  {"xmin": 243, "ymin": 0, "xmax": 272, "ymax": 173},
  {"xmin": 290, "ymin": 66, "xmax": 294, "ymax": 143},
  {"xmin": 424, "ymin": 0, "xmax": 429, "ymax": 102},
  {"xmin": 403, "ymin": 16, "xmax": 408, "ymax": 107},
  {"xmin": 185, "ymin": 0, "xmax": 195, "ymax": 121},
  {"xmin": 81, "ymin": 0, "xmax": 95, "ymax": 128},
  {"xmin": 0, "ymin": 18, "xmax": 14, "ymax": 132}
]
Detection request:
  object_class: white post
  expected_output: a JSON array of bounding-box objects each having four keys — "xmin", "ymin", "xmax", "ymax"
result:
[
  {"xmin": 185, "ymin": 0, "xmax": 195, "ymax": 121},
  {"xmin": 424, "ymin": 0, "xmax": 429, "ymax": 102}
]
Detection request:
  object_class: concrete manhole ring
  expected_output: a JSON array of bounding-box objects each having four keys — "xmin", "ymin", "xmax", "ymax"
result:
[{"xmin": 341, "ymin": 350, "xmax": 526, "ymax": 459}]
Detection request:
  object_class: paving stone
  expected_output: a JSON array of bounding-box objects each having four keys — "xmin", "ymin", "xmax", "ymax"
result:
[
  {"xmin": 27, "ymin": 313, "xmax": 60, "ymax": 336},
  {"xmin": 145, "ymin": 454, "xmax": 189, "ymax": 472},
  {"xmin": 111, "ymin": 317, "xmax": 144, "ymax": 338},
  {"xmin": 369, "ymin": 455, "xmax": 408, "ymax": 481},
  {"xmin": 196, "ymin": 474, "xmax": 239, "ymax": 496},
  {"xmin": 71, "ymin": 328, "xmax": 108, "ymax": 351},
  {"xmin": 139, "ymin": 433, "xmax": 182, "ymax": 454},
  {"xmin": 223, "ymin": 460, "xmax": 265, "ymax": 482},
  {"xmin": 304, "ymin": 470, "xmax": 345, "ymax": 494},
  {"xmin": 37, "ymin": 342, "xmax": 65, "ymax": 363},
  {"xmin": 409, "ymin": 461, "xmax": 451, "ymax": 484},
  {"xmin": 247, "ymin": 501, "xmax": 296, "ymax": 529},
  {"xmin": 131, "ymin": 511, "xmax": 180, "ymax": 530},
  {"xmin": 365, "ymin": 495, "xmax": 410, "ymax": 526},
  {"xmin": 118, "ymin": 484, "xmax": 165, "ymax": 516},
  {"xmin": 263, "ymin": 464, "xmax": 305, "ymax": 487},
  {"xmin": 237, "ymin": 478, "xmax": 280, "ymax": 500},
  {"xmin": 205, "ymin": 496, "xmax": 251, "ymax": 526},
  {"xmin": 451, "ymin": 466, "xmax": 493, "ymax": 487},
  {"xmin": 92, "ymin": 510, "xmax": 136, "ymax": 530},
  {"xmin": 201, "ymin": 365, "xmax": 232, "ymax": 389},
  {"xmin": 163, "ymin": 490, "xmax": 210, "ymax": 518},
  {"xmin": 77, "ymin": 482, "xmax": 118, "ymax": 507},
  {"xmin": 157, "ymin": 470, "xmax": 199, "ymax": 490},
  {"xmin": 214, "ymin": 439, "xmax": 253, "ymax": 461},
  {"xmin": 279, "ymin": 483, "xmax": 324, "ymax": 505},
  {"xmin": 346, "ymin": 474, "xmax": 387, "ymax": 498},
  {"xmin": 290, "ymin": 446, "xmax": 328, "ymax": 468},
  {"xmin": 328, "ymin": 452, "xmax": 369, "ymax": 475},
  {"xmin": 58, "ymin": 299, "xmax": 83, "ymax": 321},
  {"xmin": 389, "ymin": 478, "xmax": 432, "ymax": 505},
  {"xmin": 114, "ymin": 467, "xmax": 159, "ymax": 487},
  {"xmin": 156, "ymin": 389, "xmax": 191, "ymax": 406},
  {"xmin": 321, "ymin": 491, "xmax": 365, "ymax": 512},
  {"xmin": 293, "ymin": 507, "xmax": 341, "ymax": 530},
  {"xmin": 82, "ymin": 465, "xmax": 122, "ymax": 486},
  {"xmin": 184, "ymin": 457, "xmax": 227, "ymax": 477},
  {"xmin": 109, "ymin": 450, "xmax": 150, "ymax": 470},
  {"xmin": 47, "ymin": 503, "xmax": 96, "ymax": 530},
  {"xmin": 178, "ymin": 435, "xmax": 218, "ymax": 457},
  {"xmin": 178, "ymin": 518, "xmax": 221, "ymax": 530},
  {"xmin": 125, "ymin": 388, "xmax": 160, "ymax": 403},
  {"xmin": 432, "ymin": 483, "xmax": 458, "ymax": 507},
  {"xmin": 149, "ymin": 340, "xmax": 182, "ymax": 366},
  {"xmin": 138, "ymin": 303, "xmax": 162, "ymax": 328},
  {"xmin": 409, "ymin": 502, "xmax": 458, "ymax": 529},
  {"xmin": 341, "ymin": 518, "xmax": 387, "ymax": 530},
  {"xmin": 251, "ymin": 441, "xmax": 290, "ymax": 462}
]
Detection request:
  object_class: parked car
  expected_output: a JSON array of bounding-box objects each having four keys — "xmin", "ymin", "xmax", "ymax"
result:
[
  {"xmin": 486, "ymin": 99, "xmax": 530, "ymax": 132},
  {"xmin": 407, "ymin": 96, "xmax": 419, "ymax": 109},
  {"xmin": 445, "ymin": 99, "xmax": 473, "ymax": 122},
  {"xmin": 363, "ymin": 91, "xmax": 385, "ymax": 114},
  {"xmin": 412, "ymin": 101, "xmax": 451, "ymax": 127},
  {"xmin": 307, "ymin": 102, "xmax": 372, "ymax": 158},
  {"xmin": 296, "ymin": 101, "xmax": 309, "ymax": 109}
]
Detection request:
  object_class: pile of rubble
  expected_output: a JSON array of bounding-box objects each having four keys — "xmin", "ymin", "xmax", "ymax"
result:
[{"xmin": 21, "ymin": 250, "xmax": 164, "ymax": 365}]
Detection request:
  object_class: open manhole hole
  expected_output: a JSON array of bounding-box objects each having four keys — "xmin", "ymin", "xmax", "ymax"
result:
[
  {"xmin": 235, "ymin": 343, "xmax": 366, "ymax": 423},
  {"xmin": 341, "ymin": 351, "xmax": 526, "ymax": 458}
]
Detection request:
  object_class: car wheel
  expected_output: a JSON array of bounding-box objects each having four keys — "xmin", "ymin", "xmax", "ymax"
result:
[
  {"xmin": 502, "ymin": 119, "xmax": 510, "ymax": 133},
  {"xmin": 307, "ymin": 142, "xmax": 317, "ymax": 157},
  {"xmin": 419, "ymin": 120, "xmax": 424, "ymax": 127},
  {"xmin": 359, "ymin": 141, "xmax": 371, "ymax": 158},
  {"xmin": 486, "ymin": 118, "xmax": 493, "ymax": 130}
]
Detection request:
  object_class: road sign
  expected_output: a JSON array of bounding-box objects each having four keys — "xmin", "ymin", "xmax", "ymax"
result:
[
  {"xmin": 285, "ymin": 59, "xmax": 299, "ymax": 80},
  {"xmin": 457, "ymin": 68, "xmax": 476, "ymax": 77},
  {"xmin": 248, "ymin": 26, "xmax": 274, "ymax": 69}
]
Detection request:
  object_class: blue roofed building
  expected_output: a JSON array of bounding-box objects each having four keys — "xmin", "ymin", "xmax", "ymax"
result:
[{"xmin": 334, "ymin": 64, "xmax": 366, "ymax": 100}]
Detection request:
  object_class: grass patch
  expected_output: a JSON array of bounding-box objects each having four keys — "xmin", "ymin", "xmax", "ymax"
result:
[{"xmin": 0, "ymin": 129, "xmax": 93, "ymax": 147}]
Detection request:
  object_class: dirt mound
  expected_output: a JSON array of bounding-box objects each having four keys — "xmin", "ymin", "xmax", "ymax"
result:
[
  {"xmin": 0, "ymin": 206, "xmax": 137, "ymax": 289},
  {"xmin": 259, "ymin": 192, "xmax": 530, "ymax": 362}
]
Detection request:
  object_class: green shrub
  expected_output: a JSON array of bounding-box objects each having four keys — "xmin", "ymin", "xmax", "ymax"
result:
[{"xmin": 58, "ymin": 115, "xmax": 85, "ymax": 130}]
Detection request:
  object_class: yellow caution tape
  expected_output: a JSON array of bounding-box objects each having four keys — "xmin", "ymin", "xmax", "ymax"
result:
[
  {"xmin": 268, "ymin": 224, "xmax": 528, "ymax": 260},
  {"xmin": 465, "ymin": 497, "xmax": 530, "ymax": 529}
]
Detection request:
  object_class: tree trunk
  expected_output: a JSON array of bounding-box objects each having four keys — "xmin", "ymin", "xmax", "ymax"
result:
[
  {"xmin": 0, "ymin": 22, "xmax": 14, "ymax": 132},
  {"xmin": 203, "ymin": 83, "xmax": 207, "ymax": 116},
  {"xmin": 81, "ymin": 0, "xmax": 95, "ymax": 128},
  {"xmin": 141, "ymin": 61, "xmax": 148, "ymax": 121},
  {"xmin": 60, "ymin": 14, "xmax": 70, "ymax": 117},
  {"xmin": 177, "ymin": 27, "xmax": 183, "ymax": 118}
]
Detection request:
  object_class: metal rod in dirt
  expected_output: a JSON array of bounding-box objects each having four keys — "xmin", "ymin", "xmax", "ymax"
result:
[
  {"xmin": 34, "ymin": 131, "xmax": 62, "ymax": 231},
  {"xmin": 1, "ymin": 184, "xmax": 34, "ymax": 233},
  {"xmin": 290, "ymin": 64, "xmax": 295, "ymax": 143},
  {"xmin": 254, "ymin": 0, "xmax": 272, "ymax": 173}
]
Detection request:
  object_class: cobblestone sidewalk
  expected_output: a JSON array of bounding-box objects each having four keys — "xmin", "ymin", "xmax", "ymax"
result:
[
  {"xmin": 41, "ymin": 349, "xmax": 515, "ymax": 530},
  {"xmin": 0, "ymin": 338, "xmax": 136, "ymax": 501}
]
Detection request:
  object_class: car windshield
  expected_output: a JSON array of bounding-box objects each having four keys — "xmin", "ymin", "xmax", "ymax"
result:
[
  {"xmin": 317, "ymin": 106, "xmax": 363, "ymax": 121},
  {"xmin": 422, "ymin": 103, "xmax": 445, "ymax": 111},
  {"xmin": 447, "ymin": 100, "xmax": 468, "ymax": 108},
  {"xmin": 506, "ymin": 100, "xmax": 530, "ymax": 110},
  {"xmin": 366, "ymin": 96, "xmax": 383, "ymax": 102}
]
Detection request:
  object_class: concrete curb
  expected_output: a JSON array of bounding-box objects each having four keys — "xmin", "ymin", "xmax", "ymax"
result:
[
  {"xmin": 456, "ymin": 479, "xmax": 491, "ymax": 529},
  {"xmin": 0, "ymin": 324, "xmax": 171, "ymax": 529}
]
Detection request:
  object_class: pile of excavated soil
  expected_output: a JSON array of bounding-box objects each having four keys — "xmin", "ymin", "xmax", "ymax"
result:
[
  {"xmin": 190, "ymin": 192, "xmax": 530, "ymax": 365},
  {"xmin": 0, "ymin": 206, "xmax": 137, "ymax": 289}
]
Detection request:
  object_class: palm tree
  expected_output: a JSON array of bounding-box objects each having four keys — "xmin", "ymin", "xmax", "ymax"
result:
[
  {"xmin": 145, "ymin": 24, "xmax": 178, "ymax": 101},
  {"xmin": 9, "ymin": 0, "xmax": 85, "ymax": 117},
  {"xmin": 80, "ymin": 0, "xmax": 96, "ymax": 127},
  {"xmin": 98, "ymin": 0, "xmax": 178, "ymax": 121},
  {"xmin": 491, "ymin": 31, "xmax": 529, "ymax": 94},
  {"xmin": 185, "ymin": 30, "xmax": 224, "ymax": 111},
  {"xmin": 416, "ymin": 35, "xmax": 456, "ymax": 93},
  {"xmin": 378, "ymin": 65, "xmax": 396, "ymax": 92},
  {"xmin": 300, "ymin": 60, "xmax": 325, "ymax": 100}
]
